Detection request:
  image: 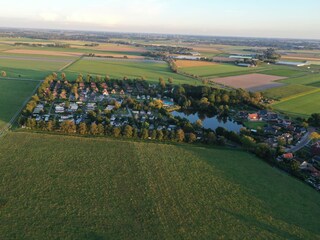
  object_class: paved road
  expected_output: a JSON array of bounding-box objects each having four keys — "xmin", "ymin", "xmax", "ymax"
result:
[{"xmin": 286, "ymin": 128, "xmax": 316, "ymax": 153}]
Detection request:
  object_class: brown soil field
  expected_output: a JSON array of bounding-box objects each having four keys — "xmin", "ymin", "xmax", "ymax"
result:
[
  {"xmin": 176, "ymin": 60, "xmax": 217, "ymax": 68},
  {"xmin": 94, "ymin": 44, "xmax": 146, "ymax": 52},
  {"xmin": 212, "ymin": 74, "xmax": 286, "ymax": 91},
  {"xmin": 4, "ymin": 49, "xmax": 83, "ymax": 57},
  {"xmin": 282, "ymin": 56, "xmax": 320, "ymax": 61}
]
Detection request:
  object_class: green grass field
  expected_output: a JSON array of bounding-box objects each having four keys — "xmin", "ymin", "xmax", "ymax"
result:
[
  {"xmin": 0, "ymin": 132, "xmax": 319, "ymax": 239},
  {"xmin": 279, "ymin": 73, "xmax": 320, "ymax": 85},
  {"xmin": 0, "ymin": 57, "xmax": 71, "ymax": 80},
  {"xmin": 272, "ymin": 89, "xmax": 320, "ymax": 117},
  {"xmin": 0, "ymin": 80, "xmax": 39, "ymax": 129},
  {"xmin": 66, "ymin": 58, "xmax": 198, "ymax": 84},
  {"xmin": 263, "ymin": 84, "xmax": 318, "ymax": 100},
  {"xmin": 180, "ymin": 63, "xmax": 258, "ymax": 78}
]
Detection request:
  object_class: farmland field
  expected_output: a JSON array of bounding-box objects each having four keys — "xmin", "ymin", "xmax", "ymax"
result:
[
  {"xmin": 179, "ymin": 63, "xmax": 257, "ymax": 78},
  {"xmin": 65, "ymin": 58, "xmax": 198, "ymax": 84},
  {"xmin": 263, "ymin": 84, "xmax": 318, "ymax": 100},
  {"xmin": 211, "ymin": 73, "xmax": 286, "ymax": 91},
  {"xmin": 0, "ymin": 132, "xmax": 319, "ymax": 239},
  {"xmin": 272, "ymin": 90, "xmax": 320, "ymax": 117},
  {"xmin": 279, "ymin": 73, "xmax": 320, "ymax": 85},
  {"xmin": 0, "ymin": 79, "xmax": 39, "ymax": 130}
]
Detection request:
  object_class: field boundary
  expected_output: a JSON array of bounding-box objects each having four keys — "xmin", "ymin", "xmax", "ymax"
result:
[
  {"xmin": 273, "ymin": 88, "xmax": 320, "ymax": 103},
  {"xmin": 59, "ymin": 55, "xmax": 84, "ymax": 71},
  {"xmin": 0, "ymin": 77, "xmax": 42, "ymax": 82},
  {"xmin": 0, "ymin": 80, "xmax": 42, "ymax": 137}
]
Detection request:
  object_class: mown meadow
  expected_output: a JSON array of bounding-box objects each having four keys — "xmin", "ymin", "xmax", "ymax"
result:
[{"xmin": 0, "ymin": 132, "xmax": 319, "ymax": 239}]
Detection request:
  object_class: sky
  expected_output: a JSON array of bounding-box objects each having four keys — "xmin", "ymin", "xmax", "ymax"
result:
[{"xmin": 0, "ymin": 0, "xmax": 319, "ymax": 39}]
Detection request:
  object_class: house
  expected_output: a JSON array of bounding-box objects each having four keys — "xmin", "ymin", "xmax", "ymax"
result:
[
  {"xmin": 105, "ymin": 105, "xmax": 115, "ymax": 111},
  {"xmin": 33, "ymin": 104, "xmax": 44, "ymax": 115},
  {"xmin": 282, "ymin": 153, "xmax": 294, "ymax": 160},
  {"xmin": 69, "ymin": 103, "xmax": 78, "ymax": 112},
  {"xmin": 103, "ymin": 89, "xmax": 109, "ymax": 96},
  {"xmin": 86, "ymin": 103, "xmax": 96, "ymax": 111},
  {"xmin": 55, "ymin": 105, "xmax": 65, "ymax": 113},
  {"xmin": 248, "ymin": 113, "xmax": 261, "ymax": 121},
  {"xmin": 311, "ymin": 141, "xmax": 320, "ymax": 156},
  {"xmin": 79, "ymin": 82, "xmax": 85, "ymax": 89}
]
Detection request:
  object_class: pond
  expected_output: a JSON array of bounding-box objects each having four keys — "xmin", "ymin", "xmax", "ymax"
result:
[{"xmin": 171, "ymin": 111, "xmax": 244, "ymax": 133}]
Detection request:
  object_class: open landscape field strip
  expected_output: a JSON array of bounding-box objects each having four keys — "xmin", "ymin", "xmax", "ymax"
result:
[
  {"xmin": 0, "ymin": 80, "xmax": 39, "ymax": 130},
  {"xmin": 179, "ymin": 64, "xmax": 258, "ymax": 77},
  {"xmin": 7, "ymin": 46, "xmax": 145, "ymax": 57},
  {"xmin": 0, "ymin": 132, "xmax": 319, "ymax": 239},
  {"xmin": 0, "ymin": 67, "xmax": 52, "ymax": 80},
  {"xmin": 263, "ymin": 84, "xmax": 318, "ymax": 100},
  {"xmin": 211, "ymin": 73, "xmax": 286, "ymax": 90},
  {"xmin": 0, "ymin": 52, "xmax": 78, "ymax": 61},
  {"xmin": 0, "ymin": 58, "xmax": 66, "ymax": 71},
  {"xmin": 279, "ymin": 73, "xmax": 320, "ymax": 85},
  {"xmin": 272, "ymin": 89, "xmax": 320, "ymax": 117},
  {"xmin": 259, "ymin": 68, "xmax": 305, "ymax": 77},
  {"xmin": 176, "ymin": 60, "xmax": 218, "ymax": 68},
  {"xmin": 65, "ymin": 58, "xmax": 198, "ymax": 84}
]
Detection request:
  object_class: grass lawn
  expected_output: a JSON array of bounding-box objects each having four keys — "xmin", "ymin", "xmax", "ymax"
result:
[
  {"xmin": 0, "ymin": 132, "xmax": 319, "ymax": 239},
  {"xmin": 272, "ymin": 89, "xmax": 320, "ymax": 117},
  {"xmin": 263, "ymin": 84, "xmax": 318, "ymax": 100},
  {"xmin": 243, "ymin": 121, "xmax": 267, "ymax": 129},
  {"xmin": 65, "ymin": 58, "xmax": 199, "ymax": 85},
  {"xmin": 0, "ymin": 80, "xmax": 39, "ymax": 130}
]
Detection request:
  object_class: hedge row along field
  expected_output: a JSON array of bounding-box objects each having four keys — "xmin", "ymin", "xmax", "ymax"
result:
[{"xmin": 0, "ymin": 132, "xmax": 319, "ymax": 239}]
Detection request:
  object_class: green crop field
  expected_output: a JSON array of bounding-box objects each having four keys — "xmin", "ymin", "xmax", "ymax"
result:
[
  {"xmin": 279, "ymin": 73, "xmax": 320, "ymax": 85},
  {"xmin": 65, "ymin": 58, "xmax": 198, "ymax": 84},
  {"xmin": 0, "ymin": 80, "xmax": 39, "ymax": 130},
  {"xmin": 179, "ymin": 63, "xmax": 259, "ymax": 78},
  {"xmin": 259, "ymin": 68, "xmax": 304, "ymax": 77},
  {"xmin": 272, "ymin": 89, "xmax": 320, "ymax": 117},
  {"xmin": 263, "ymin": 84, "xmax": 318, "ymax": 100},
  {"xmin": 0, "ymin": 132, "xmax": 319, "ymax": 239},
  {"xmin": 0, "ymin": 57, "xmax": 72, "ymax": 80}
]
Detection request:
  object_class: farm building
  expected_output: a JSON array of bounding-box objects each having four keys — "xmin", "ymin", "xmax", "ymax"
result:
[
  {"xmin": 236, "ymin": 63, "xmax": 255, "ymax": 67},
  {"xmin": 276, "ymin": 61, "xmax": 309, "ymax": 67},
  {"xmin": 229, "ymin": 55, "xmax": 254, "ymax": 60},
  {"xmin": 173, "ymin": 56, "xmax": 201, "ymax": 60}
]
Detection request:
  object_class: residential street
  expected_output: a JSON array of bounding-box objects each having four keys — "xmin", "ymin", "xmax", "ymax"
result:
[{"xmin": 286, "ymin": 128, "xmax": 316, "ymax": 153}]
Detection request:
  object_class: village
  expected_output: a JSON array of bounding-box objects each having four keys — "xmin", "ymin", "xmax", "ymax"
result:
[{"xmin": 23, "ymin": 77, "xmax": 320, "ymax": 191}]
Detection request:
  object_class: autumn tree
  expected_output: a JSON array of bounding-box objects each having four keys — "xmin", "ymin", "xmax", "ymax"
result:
[
  {"xmin": 123, "ymin": 125, "xmax": 133, "ymax": 138},
  {"xmin": 90, "ymin": 123, "xmax": 99, "ymax": 135},
  {"xmin": 78, "ymin": 122, "xmax": 87, "ymax": 135},
  {"xmin": 176, "ymin": 129, "xmax": 185, "ymax": 142},
  {"xmin": 1, "ymin": 71, "xmax": 6, "ymax": 77}
]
